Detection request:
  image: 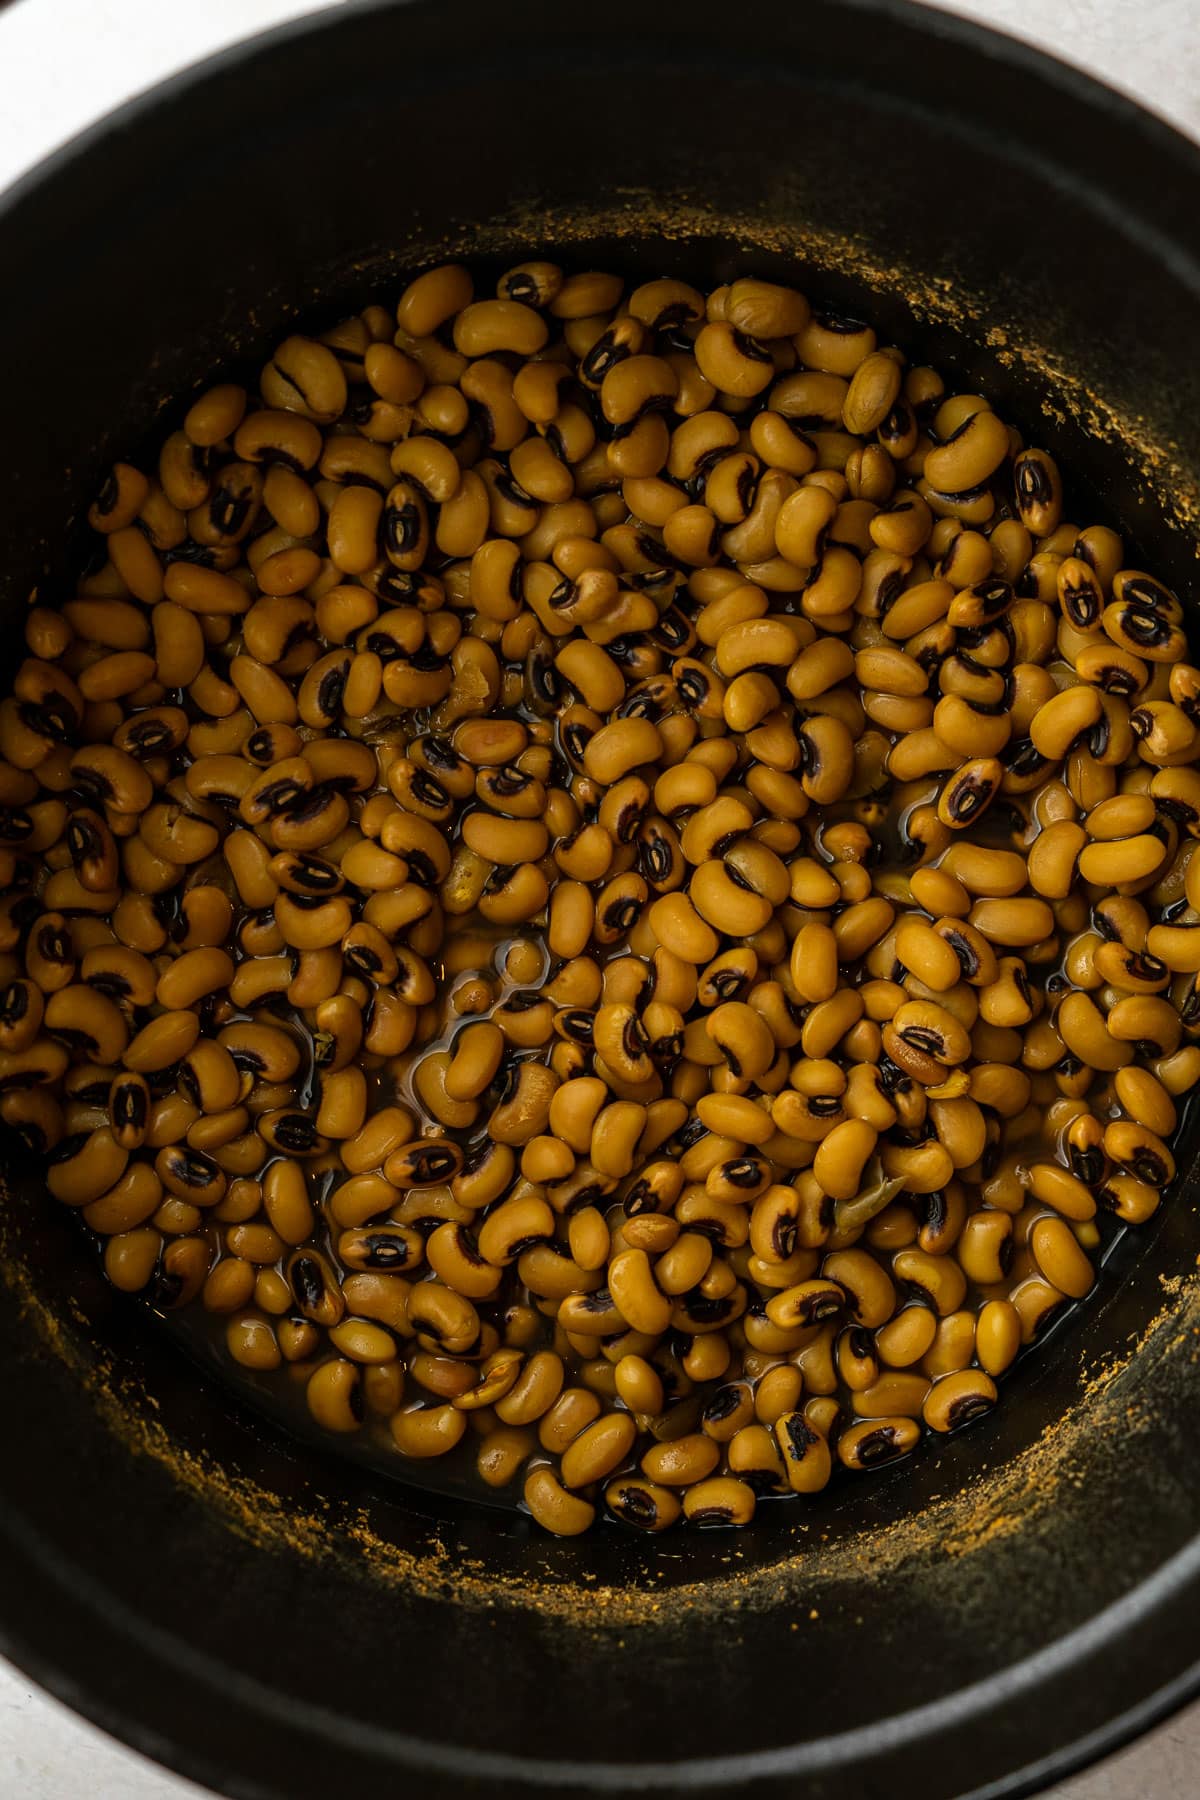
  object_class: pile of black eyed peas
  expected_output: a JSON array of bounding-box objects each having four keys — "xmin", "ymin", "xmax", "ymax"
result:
[{"xmin": 1, "ymin": 262, "xmax": 1198, "ymax": 1538}]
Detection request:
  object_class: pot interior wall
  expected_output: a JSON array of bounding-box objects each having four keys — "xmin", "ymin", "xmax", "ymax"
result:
[{"xmin": 2, "ymin": 4, "xmax": 1200, "ymax": 1798}]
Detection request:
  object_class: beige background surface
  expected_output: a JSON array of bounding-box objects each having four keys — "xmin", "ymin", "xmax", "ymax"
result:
[{"xmin": 0, "ymin": 0, "xmax": 1197, "ymax": 1793}]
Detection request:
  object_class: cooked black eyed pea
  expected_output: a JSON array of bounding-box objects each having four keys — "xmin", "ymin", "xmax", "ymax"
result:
[
  {"xmin": 698, "ymin": 1380, "xmax": 754, "ymax": 1443},
  {"xmin": 693, "ymin": 323, "xmax": 775, "ymax": 399},
  {"xmin": 1028, "ymin": 1216, "xmax": 1095, "ymax": 1299},
  {"xmin": 305, "ymin": 1359, "xmax": 365, "ymax": 1432},
  {"xmin": 851, "ymin": 1369, "xmax": 931, "ymax": 1420},
  {"xmin": 154, "ymin": 1144, "xmax": 228, "ymax": 1207},
  {"xmin": 923, "ymin": 1369, "xmax": 998, "ymax": 1433},
  {"xmin": 822, "ymin": 1247, "xmax": 898, "ymax": 1327},
  {"xmin": 604, "ymin": 1477, "xmax": 682, "ymax": 1530},
  {"xmin": 261, "ymin": 335, "xmax": 347, "ymax": 423},
  {"xmin": 81, "ymin": 1162, "xmax": 163, "ymax": 1235},
  {"xmin": 523, "ymin": 1466, "xmax": 595, "ymax": 1536},
  {"xmin": 891, "ymin": 1247, "xmax": 967, "ymax": 1317},
  {"xmin": 328, "ymin": 1317, "xmax": 400, "ymax": 1364},
  {"xmin": 0, "ymin": 978, "xmax": 44, "ymax": 1052},
  {"xmin": 765, "ymin": 1278, "xmax": 844, "ymax": 1330},
  {"xmin": 104, "ymin": 1227, "xmax": 162, "ymax": 1294},
  {"xmin": 46, "ymin": 1128, "xmax": 129, "ymax": 1206},
  {"xmin": 559, "ymin": 1411, "xmax": 638, "ymax": 1488},
  {"xmin": 682, "ymin": 1476, "xmax": 757, "ymax": 1527},
  {"xmin": 477, "ymin": 1425, "xmax": 535, "ymax": 1488},
  {"xmin": 721, "ymin": 1422, "xmax": 785, "ymax": 1493},
  {"xmin": 837, "ymin": 1324, "xmax": 881, "ymax": 1392},
  {"xmin": 286, "ymin": 1249, "xmax": 346, "ymax": 1330},
  {"xmin": 390, "ymin": 1403, "xmax": 468, "ymax": 1460},
  {"xmin": 407, "ymin": 1282, "xmax": 480, "ymax": 1356},
  {"xmin": 383, "ymin": 1137, "xmax": 464, "ymax": 1187},
  {"xmin": 1113, "ymin": 1066, "xmax": 1177, "ymax": 1137},
  {"xmin": 838, "ymin": 1416, "xmax": 921, "ymax": 1470},
  {"xmin": 956, "ymin": 1209, "xmax": 1014, "ymax": 1285},
  {"xmin": 1, "ymin": 1087, "xmax": 64, "ymax": 1153},
  {"xmin": 226, "ymin": 1312, "xmax": 283, "ymax": 1372},
  {"xmin": 773, "ymin": 1411, "xmax": 833, "ymax": 1493},
  {"xmin": 641, "ymin": 1433, "xmax": 721, "ymax": 1487},
  {"xmin": 337, "ymin": 1225, "xmax": 424, "ymax": 1275},
  {"xmin": 1103, "ymin": 1119, "xmax": 1175, "ymax": 1186}
]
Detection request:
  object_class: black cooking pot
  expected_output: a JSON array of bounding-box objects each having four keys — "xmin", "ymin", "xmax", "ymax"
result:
[{"xmin": 2, "ymin": 2, "xmax": 1200, "ymax": 1796}]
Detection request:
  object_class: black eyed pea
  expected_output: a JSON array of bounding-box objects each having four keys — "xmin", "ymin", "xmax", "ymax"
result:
[
  {"xmin": 225, "ymin": 1311, "xmax": 283, "ymax": 1372},
  {"xmin": 822, "ymin": 1248, "xmax": 898, "ymax": 1328},
  {"xmin": 937, "ymin": 757, "xmax": 1004, "ymax": 830},
  {"xmin": 851, "ymin": 1370, "xmax": 931, "ymax": 1419},
  {"xmin": 774, "ymin": 1411, "xmax": 834, "ymax": 1493},
  {"xmin": 1103, "ymin": 1119, "xmax": 1175, "ymax": 1187},
  {"xmin": 328, "ymin": 1318, "xmax": 400, "ymax": 1364},
  {"xmin": 306, "ymin": 1359, "xmax": 366, "ymax": 1433},
  {"xmin": 838, "ymin": 1325, "xmax": 881, "ymax": 1392},
  {"xmin": 956, "ymin": 1209, "xmax": 1014, "ymax": 1286},
  {"xmin": 975, "ymin": 1299, "xmax": 1022, "ymax": 1376},
  {"xmin": 874, "ymin": 1306, "xmax": 938, "ymax": 1368},
  {"xmin": 704, "ymin": 1000, "xmax": 775, "ymax": 1083},
  {"xmin": 103, "ymin": 1227, "xmax": 162, "ymax": 1294},
  {"xmin": 611, "ymin": 1252, "xmax": 676, "ymax": 1339},
  {"xmin": 1055, "ymin": 990, "xmax": 1132, "ymax": 1072},
  {"xmin": 842, "ymin": 351, "xmax": 903, "ymax": 437},
  {"xmin": 968, "ymin": 898, "xmax": 1056, "ymax": 950},
  {"xmin": 764, "ymin": 1278, "xmax": 845, "ymax": 1331},
  {"xmin": 837, "ymin": 1416, "xmax": 921, "ymax": 1471},
  {"xmin": 923, "ymin": 1369, "xmax": 999, "ymax": 1433},
  {"xmin": 1100, "ymin": 1174, "xmax": 1162, "ymax": 1224},
  {"xmin": 614, "ymin": 1353, "xmax": 665, "ymax": 1415},
  {"xmin": 892, "ymin": 1247, "xmax": 967, "ymax": 1317},
  {"xmin": 1029, "ymin": 685, "xmax": 1103, "ymax": 760},
  {"xmin": 683, "ymin": 1476, "xmax": 757, "ymax": 1527},
  {"xmin": 390, "ymin": 1403, "xmax": 468, "ymax": 1460},
  {"xmin": 452, "ymin": 300, "xmax": 548, "ymax": 358},
  {"xmin": 1012, "ymin": 447, "xmax": 1062, "ymax": 535},
  {"xmin": 1029, "ymin": 1216, "xmax": 1095, "ymax": 1299},
  {"xmin": 724, "ymin": 278, "xmax": 809, "ymax": 337},
  {"xmin": 640, "ymin": 1433, "xmax": 721, "ymax": 1487},
  {"xmin": 538, "ymin": 1387, "xmax": 604, "ymax": 1453},
  {"xmin": 812, "ymin": 1119, "xmax": 878, "ymax": 1202},
  {"xmin": 1113, "ymin": 1066, "xmax": 1176, "ymax": 1137},
  {"xmin": 337, "ymin": 1225, "xmax": 424, "ymax": 1276},
  {"xmin": 1027, "ymin": 1162, "xmax": 1098, "ymax": 1222},
  {"xmin": 727, "ymin": 1422, "xmax": 788, "ymax": 1492},
  {"xmin": 604, "ymin": 1477, "xmax": 682, "ymax": 1531},
  {"xmin": 923, "ymin": 406, "xmax": 1009, "ymax": 493},
  {"xmin": 524, "ymin": 1466, "xmax": 595, "ymax": 1535},
  {"xmin": 155, "ymin": 1144, "xmax": 228, "ymax": 1208},
  {"xmin": 560, "ymin": 1411, "xmax": 639, "ymax": 1488},
  {"xmin": 46, "ymin": 1127, "xmax": 129, "ymax": 1207},
  {"xmin": 754, "ymin": 1365, "xmax": 805, "ymax": 1426},
  {"xmin": 120, "ymin": 1015, "xmax": 200, "ymax": 1065},
  {"xmin": 261, "ymin": 335, "xmax": 347, "ymax": 424},
  {"xmin": 583, "ymin": 717, "xmax": 663, "ymax": 785},
  {"xmin": 495, "ymin": 1350, "xmax": 565, "ymax": 1426},
  {"xmin": 693, "ymin": 323, "xmax": 775, "ymax": 399},
  {"xmin": 396, "ymin": 263, "xmax": 474, "ymax": 337},
  {"xmin": 477, "ymin": 1426, "xmax": 536, "ymax": 1488},
  {"xmin": 1010, "ymin": 1276, "xmax": 1071, "ymax": 1345}
]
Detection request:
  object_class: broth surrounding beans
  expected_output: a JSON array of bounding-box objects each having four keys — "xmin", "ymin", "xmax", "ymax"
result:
[{"xmin": 1, "ymin": 262, "xmax": 1198, "ymax": 1536}]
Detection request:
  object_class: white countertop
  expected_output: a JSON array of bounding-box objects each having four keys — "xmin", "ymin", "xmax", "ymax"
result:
[{"xmin": 0, "ymin": 0, "xmax": 1197, "ymax": 1794}]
